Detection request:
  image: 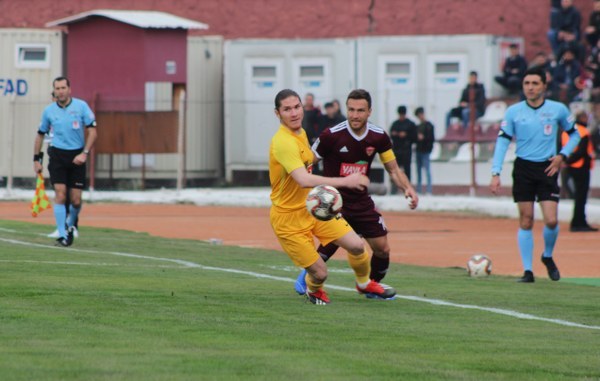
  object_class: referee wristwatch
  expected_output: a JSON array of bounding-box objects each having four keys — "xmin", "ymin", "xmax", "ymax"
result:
[
  {"xmin": 491, "ymin": 172, "xmax": 500, "ymax": 177},
  {"xmin": 83, "ymin": 149, "xmax": 90, "ymax": 155}
]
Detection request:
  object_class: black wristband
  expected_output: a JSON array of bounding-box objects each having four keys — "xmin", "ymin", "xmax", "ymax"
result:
[
  {"xmin": 33, "ymin": 154, "xmax": 41, "ymax": 162},
  {"xmin": 558, "ymin": 153, "xmax": 567, "ymax": 160}
]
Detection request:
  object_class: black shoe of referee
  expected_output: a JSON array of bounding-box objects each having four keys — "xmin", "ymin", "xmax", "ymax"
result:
[
  {"xmin": 55, "ymin": 237, "xmax": 72, "ymax": 247},
  {"xmin": 541, "ymin": 255, "xmax": 561, "ymax": 281},
  {"xmin": 518, "ymin": 270, "xmax": 535, "ymax": 283}
]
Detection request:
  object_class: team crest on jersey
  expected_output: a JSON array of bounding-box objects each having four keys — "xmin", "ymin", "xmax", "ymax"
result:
[{"xmin": 365, "ymin": 146, "xmax": 376, "ymax": 156}]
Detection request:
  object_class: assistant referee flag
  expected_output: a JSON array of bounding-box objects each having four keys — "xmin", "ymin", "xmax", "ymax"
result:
[{"xmin": 31, "ymin": 173, "xmax": 51, "ymax": 217}]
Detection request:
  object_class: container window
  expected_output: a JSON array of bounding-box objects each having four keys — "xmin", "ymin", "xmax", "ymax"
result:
[
  {"xmin": 300, "ymin": 65, "xmax": 324, "ymax": 77},
  {"xmin": 435, "ymin": 62, "xmax": 459, "ymax": 74},
  {"xmin": 386, "ymin": 63, "xmax": 410, "ymax": 75},
  {"xmin": 252, "ymin": 66, "xmax": 276, "ymax": 78},
  {"xmin": 15, "ymin": 44, "xmax": 50, "ymax": 68}
]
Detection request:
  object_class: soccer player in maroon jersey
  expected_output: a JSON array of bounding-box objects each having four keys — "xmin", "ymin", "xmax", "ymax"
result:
[{"xmin": 295, "ymin": 89, "xmax": 419, "ymax": 298}]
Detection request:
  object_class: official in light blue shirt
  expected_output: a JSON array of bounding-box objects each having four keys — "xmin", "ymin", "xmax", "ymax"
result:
[
  {"xmin": 33, "ymin": 77, "xmax": 97, "ymax": 247},
  {"xmin": 489, "ymin": 67, "xmax": 580, "ymax": 283},
  {"xmin": 38, "ymin": 97, "xmax": 95, "ymax": 150}
]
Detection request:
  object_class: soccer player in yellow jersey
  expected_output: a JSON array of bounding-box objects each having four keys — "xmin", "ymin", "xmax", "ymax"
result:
[{"xmin": 269, "ymin": 89, "xmax": 395, "ymax": 305}]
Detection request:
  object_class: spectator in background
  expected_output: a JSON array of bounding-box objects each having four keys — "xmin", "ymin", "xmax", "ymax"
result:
[
  {"xmin": 414, "ymin": 107, "xmax": 435, "ymax": 195},
  {"xmin": 562, "ymin": 111, "xmax": 598, "ymax": 232},
  {"xmin": 311, "ymin": 102, "xmax": 346, "ymax": 175},
  {"xmin": 301, "ymin": 93, "xmax": 321, "ymax": 145},
  {"xmin": 557, "ymin": 30, "xmax": 586, "ymax": 63},
  {"xmin": 495, "ymin": 44, "xmax": 528, "ymax": 94},
  {"xmin": 548, "ymin": 0, "xmax": 582, "ymax": 58},
  {"xmin": 529, "ymin": 51, "xmax": 559, "ymax": 100},
  {"xmin": 529, "ymin": 51, "xmax": 553, "ymax": 73},
  {"xmin": 331, "ymin": 99, "xmax": 346, "ymax": 121},
  {"xmin": 554, "ymin": 48, "xmax": 583, "ymax": 103},
  {"xmin": 549, "ymin": 0, "xmax": 563, "ymax": 38},
  {"xmin": 389, "ymin": 105, "xmax": 417, "ymax": 187},
  {"xmin": 585, "ymin": 0, "xmax": 600, "ymax": 47},
  {"xmin": 319, "ymin": 102, "xmax": 345, "ymax": 131},
  {"xmin": 447, "ymin": 71, "xmax": 486, "ymax": 130}
]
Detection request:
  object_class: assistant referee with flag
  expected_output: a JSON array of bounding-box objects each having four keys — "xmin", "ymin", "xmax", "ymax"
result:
[{"xmin": 33, "ymin": 76, "xmax": 97, "ymax": 247}]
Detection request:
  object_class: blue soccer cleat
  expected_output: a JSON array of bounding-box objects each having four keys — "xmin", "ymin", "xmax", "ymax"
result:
[{"xmin": 294, "ymin": 269, "xmax": 307, "ymax": 295}]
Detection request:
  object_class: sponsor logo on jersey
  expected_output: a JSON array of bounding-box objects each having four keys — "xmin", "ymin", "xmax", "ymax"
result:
[
  {"xmin": 366, "ymin": 146, "xmax": 375, "ymax": 156},
  {"xmin": 339, "ymin": 146, "xmax": 349, "ymax": 152},
  {"xmin": 340, "ymin": 162, "xmax": 368, "ymax": 176},
  {"xmin": 544, "ymin": 124, "xmax": 552, "ymax": 136}
]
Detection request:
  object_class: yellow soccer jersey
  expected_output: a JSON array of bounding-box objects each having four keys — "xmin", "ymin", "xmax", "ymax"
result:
[{"xmin": 269, "ymin": 125, "xmax": 314, "ymax": 212}]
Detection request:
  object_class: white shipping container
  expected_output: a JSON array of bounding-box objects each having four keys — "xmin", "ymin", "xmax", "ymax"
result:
[{"xmin": 0, "ymin": 28, "xmax": 63, "ymax": 186}]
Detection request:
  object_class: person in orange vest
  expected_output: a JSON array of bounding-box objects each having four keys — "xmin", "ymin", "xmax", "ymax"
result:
[{"xmin": 562, "ymin": 111, "xmax": 598, "ymax": 232}]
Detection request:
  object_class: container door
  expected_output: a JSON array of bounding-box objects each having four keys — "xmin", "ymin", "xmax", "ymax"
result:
[
  {"xmin": 426, "ymin": 54, "xmax": 467, "ymax": 138},
  {"xmin": 377, "ymin": 55, "xmax": 418, "ymax": 128},
  {"xmin": 292, "ymin": 59, "xmax": 332, "ymax": 107},
  {"xmin": 244, "ymin": 59, "xmax": 283, "ymax": 161}
]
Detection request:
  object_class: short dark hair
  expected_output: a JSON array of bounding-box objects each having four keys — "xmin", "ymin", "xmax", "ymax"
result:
[
  {"xmin": 414, "ymin": 107, "xmax": 424, "ymax": 116},
  {"xmin": 274, "ymin": 89, "xmax": 301, "ymax": 110},
  {"xmin": 347, "ymin": 89, "xmax": 372, "ymax": 109},
  {"xmin": 324, "ymin": 102, "xmax": 334, "ymax": 109},
  {"xmin": 53, "ymin": 76, "xmax": 70, "ymax": 87},
  {"xmin": 509, "ymin": 43, "xmax": 519, "ymax": 49},
  {"xmin": 469, "ymin": 71, "xmax": 478, "ymax": 77},
  {"xmin": 523, "ymin": 66, "xmax": 547, "ymax": 84},
  {"xmin": 397, "ymin": 105, "xmax": 407, "ymax": 115}
]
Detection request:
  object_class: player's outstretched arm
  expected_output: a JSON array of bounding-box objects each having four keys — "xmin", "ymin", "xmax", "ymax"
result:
[{"xmin": 290, "ymin": 168, "xmax": 369, "ymax": 191}]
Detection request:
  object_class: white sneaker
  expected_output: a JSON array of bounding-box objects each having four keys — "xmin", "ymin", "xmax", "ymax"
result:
[
  {"xmin": 47, "ymin": 229, "xmax": 60, "ymax": 238},
  {"xmin": 72, "ymin": 226, "xmax": 79, "ymax": 238}
]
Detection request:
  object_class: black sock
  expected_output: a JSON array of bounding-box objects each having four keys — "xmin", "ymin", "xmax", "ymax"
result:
[
  {"xmin": 370, "ymin": 255, "xmax": 390, "ymax": 282},
  {"xmin": 317, "ymin": 242, "xmax": 339, "ymax": 262}
]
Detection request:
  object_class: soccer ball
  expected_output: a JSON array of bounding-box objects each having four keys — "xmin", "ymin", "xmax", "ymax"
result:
[
  {"xmin": 306, "ymin": 185, "xmax": 343, "ymax": 221},
  {"xmin": 467, "ymin": 254, "xmax": 492, "ymax": 277}
]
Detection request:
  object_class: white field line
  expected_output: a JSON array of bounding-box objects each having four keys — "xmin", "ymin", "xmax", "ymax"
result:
[
  {"xmin": 1, "ymin": 236, "xmax": 599, "ymax": 331},
  {"xmin": 0, "ymin": 259, "xmax": 184, "ymax": 268}
]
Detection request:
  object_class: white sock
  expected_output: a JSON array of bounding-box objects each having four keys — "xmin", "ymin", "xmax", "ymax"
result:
[{"xmin": 356, "ymin": 280, "xmax": 370, "ymax": 289}]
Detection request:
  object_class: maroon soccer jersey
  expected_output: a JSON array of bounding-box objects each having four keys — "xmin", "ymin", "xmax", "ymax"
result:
[{"xmin": 312, "ymin": 121, "xmax": 393, "ymax": 213}]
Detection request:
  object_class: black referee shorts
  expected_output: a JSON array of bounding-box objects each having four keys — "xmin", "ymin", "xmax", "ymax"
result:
[
  {"xmin": 512, "ymin": 157, "xmax": 560, "ymax": 203},
  {"xmin": 48, "ymin": 147, "xmax": 86, "ymax": 189}
]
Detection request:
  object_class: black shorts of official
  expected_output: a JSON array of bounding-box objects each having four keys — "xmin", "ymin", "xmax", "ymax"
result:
[
  {"xmin": 48, "ymin": 147, "xmax": 87, "ymax": 189},
  {"xmin": 512, "ymin": 157, "xmax": 560, "ymax": 203},
  {"xmin": 342, "ymin": 207, "xmax": 387, "ymax": 239}
]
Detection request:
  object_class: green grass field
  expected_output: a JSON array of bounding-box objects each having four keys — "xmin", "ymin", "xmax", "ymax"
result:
[{"xmin": 0, "ymin": 219, "xmax": 599, "ymax": 381}]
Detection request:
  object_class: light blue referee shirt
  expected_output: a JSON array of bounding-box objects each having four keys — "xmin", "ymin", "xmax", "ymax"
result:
[
  {"xmin": 38, "ymin": 98, "xmax": 96, "ymax": 150},
  {"xmin": 491, "ymin": 99, "xmax": 581, "ymax": 174}
]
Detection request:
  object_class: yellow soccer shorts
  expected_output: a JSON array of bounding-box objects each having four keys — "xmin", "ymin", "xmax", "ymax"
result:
[{"xmin": 270, "ymin": 207, "xmax": 352, "ymax": 268}]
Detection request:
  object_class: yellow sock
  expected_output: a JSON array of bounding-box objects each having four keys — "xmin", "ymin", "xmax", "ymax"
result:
[
  {"xmin": 347, "ymin": 250, "xmax": 370, "ymax": 285},
  {"xmin": 305, "ymin": 273, "xmax": 324, "ymax": 293}
]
